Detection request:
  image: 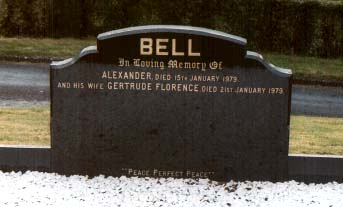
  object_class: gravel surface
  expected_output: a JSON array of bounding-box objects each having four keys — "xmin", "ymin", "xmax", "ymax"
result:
[{"xmin": 0, "ymin": 171, "xmax": 342, "ymax": 207}]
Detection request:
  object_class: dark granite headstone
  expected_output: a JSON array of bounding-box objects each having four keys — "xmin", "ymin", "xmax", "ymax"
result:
[{"xmin": 50, "ymin": 25, "xmax": 292, "ymax": 181}]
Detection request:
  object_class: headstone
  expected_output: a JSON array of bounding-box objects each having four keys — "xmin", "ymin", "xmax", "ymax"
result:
[{"xmin": 50, "ymin": 25, "xmax": 292, "ymax": 181}]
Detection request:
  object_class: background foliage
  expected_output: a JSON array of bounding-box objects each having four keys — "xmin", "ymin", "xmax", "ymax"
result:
[{"xmin": 0, "ymin": 0, "xmax": 342, "ymax": 58}]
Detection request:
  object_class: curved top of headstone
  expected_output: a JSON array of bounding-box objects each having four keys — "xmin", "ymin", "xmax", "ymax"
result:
[
  {"xmin": 97, "ymin": 25, "xmax": 247, "ymax": 46},
  {"xmin": 51, "ymin": 25, "xmax": 291, "ymax": 77},
  {"xmin": 245, "ymin": 51, "xmax": 292, "ymax": 77},
  {"xmin": 51, "ymin": 45, "xmax": 98, "ymax": 69}
]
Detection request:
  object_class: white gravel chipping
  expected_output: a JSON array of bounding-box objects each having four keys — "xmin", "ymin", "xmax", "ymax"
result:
[{"xmin": 0, "ymin": 171, "xmax": 342, "ymax": 207}]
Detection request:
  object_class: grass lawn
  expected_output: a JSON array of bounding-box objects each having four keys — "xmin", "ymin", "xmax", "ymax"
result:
[
  {"xmin": 0, "ymin": 107, "xmax": 342, "ymax": 155},
  {"xmin": 0, "ymin": 37, "xmax": 342, "ymax": 82},
  {"xmin": 0, "ymin": 107, "xmax": 50, "ymax": 146},
  {"xmin": 263, "ymin": 53, "xmax": 343, "ymax": 82},
  {"xmin": 290, "ymin": 115, "xmax": 343, "ymax": 155},
  {"xmin": 0, "ymin": 37, "xmax": 95, "ymax": 59},
  {"xmin": 308, "ymin": 0, "xmax": 343, "ymax": 5}
]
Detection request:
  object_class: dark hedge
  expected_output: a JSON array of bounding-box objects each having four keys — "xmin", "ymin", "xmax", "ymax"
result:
[{"xmin": 0, "ymin": 0, "xmax": 342, "ymax": 57}]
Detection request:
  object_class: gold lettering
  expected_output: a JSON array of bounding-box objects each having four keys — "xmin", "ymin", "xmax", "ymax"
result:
[
  {"xmin": 73, "ymin": 82, "xmax": 84, "ymax": 89},
  {"xmin": 140, "ymin": 38, "xmax": 153, "ymax": 55},
  {"xmin": 108, "ymin": 82, "xmax": 153, "ymax": 91},
  {"xmin": 102, "ymin": 71, "xmax": 107, "ymax": 79},
  {"xmin": 57, "ymin": 82, "xmax": 70, "ymax": 88},
  {"xmin": 172, "ymin": 39, "xmax": 184, "ymax": 56},
  {"xmin": 156, "ymin": 39, "xmax": 169, "ymax": 56},
  {"xmin": 118, "ymin": 58, "xmax": 130, "ymax": 66},
  {"xmin": 87, "ymin": 82, "xmax": 104, "ymax": 90},
  {"xmin": 188, "ymin": 39, "xmax": 200, "ymax": 56},
  {"xmin": 155, "ymin": 83, "xmax": 199, "ymax": 93}
]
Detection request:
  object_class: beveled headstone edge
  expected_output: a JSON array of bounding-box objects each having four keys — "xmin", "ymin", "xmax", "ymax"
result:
[
  {"xmin": 50, "ymin": 45, "xmax": 98, "ymax": 69},
  {"xmin": 245, "ymin": 51, "xmax": 292, "ymax": 78},
  {"xmin": 97, "ymin": 25, "xmax": 247, "ymax": 46}
]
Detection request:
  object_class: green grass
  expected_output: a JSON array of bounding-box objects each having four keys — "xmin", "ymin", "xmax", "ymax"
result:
[
  {"xmin": 0, "ymin": 107, "xmax": 50, "ymax": 146},
  {"xmin": 0, "ymin": 37, "xmax": 95, "ymax": 59},
  {"xmin": 290, "ymin": 115, "xmax": 343, "ymax": 155},
  {"xmin": 289, "ymin": 0, "xmax": 343, "ymax": 5},
  {"xmin": 1, "ymin": 107, "xmax": 343, "ymax": 155},
  {"xmin": 263, "ymin": 52, "xmax": 343, "ymax": 82},
  {"xmin": 305, "ymin": 0, "xmax": 343, "ymax": 5}
]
